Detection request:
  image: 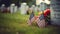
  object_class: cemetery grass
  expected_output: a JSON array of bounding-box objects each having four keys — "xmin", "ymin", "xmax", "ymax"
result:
[{"xmin": 0, "ymin": 12, "xmax": 60, "ymax": 34}]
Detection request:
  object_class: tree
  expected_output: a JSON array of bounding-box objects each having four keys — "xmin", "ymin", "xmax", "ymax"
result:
[{"xmin": 12, "ymin": 0, "xmax": 36, "ymax": 6}]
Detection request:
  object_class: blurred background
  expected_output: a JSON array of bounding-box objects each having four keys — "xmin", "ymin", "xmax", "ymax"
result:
[{"xmin": 0, "ymin": 0, "xmax": 60, "ymax": 34}]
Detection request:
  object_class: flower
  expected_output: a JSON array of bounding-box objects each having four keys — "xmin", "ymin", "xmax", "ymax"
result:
[{"xmin": 44, "ymin": 9, "xmax": 50, "ymax": 17}]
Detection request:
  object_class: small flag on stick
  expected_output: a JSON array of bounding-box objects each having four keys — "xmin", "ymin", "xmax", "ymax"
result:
[
  {"xmin": 27, "ymin": 12, "xmax": 35, "ymax": 25},
  {"xmin": 36, "ymin": 14, "xmax": 46, "ymax": 28}
]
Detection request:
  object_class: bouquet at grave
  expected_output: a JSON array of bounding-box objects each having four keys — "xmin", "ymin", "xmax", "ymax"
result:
[
  {"xmin": 35, "ymin": 9, "xmax": 50, "ymax": 25},
  {"xmin": 27, "ymin": 11, "xmax": 46, "ymax": 28},
  {"xmin": 27, "ymin": 9, "xmax": 50, "ymax": 28},
  {"xmin": 35, "ymin": 11, "xmax": 43, "ymax": 20},
  {"xmin": 44, "ymin": 9, "xmax": 50, "ymax": 25}
]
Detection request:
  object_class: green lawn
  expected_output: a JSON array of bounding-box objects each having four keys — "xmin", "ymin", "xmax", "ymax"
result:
[{"xmin": 0, "ymin": 12, "xmax": 60, "ymax": 34}]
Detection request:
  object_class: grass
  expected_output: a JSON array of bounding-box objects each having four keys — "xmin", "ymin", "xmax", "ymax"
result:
[{"xmin": 0, "ymin": 12, "xmax": 60, "ymax": 34}]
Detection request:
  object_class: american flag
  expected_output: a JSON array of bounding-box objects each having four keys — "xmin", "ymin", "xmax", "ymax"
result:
[
  {"xmin": 27, "ymin": 12, "xmax": 35, "ymax": 25},
  {"xmin": 36, "ymin": 14, "xmax": 46, "ymax": 28}
]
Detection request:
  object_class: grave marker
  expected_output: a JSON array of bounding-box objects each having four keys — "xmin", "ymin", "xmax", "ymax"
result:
[
  {"xmin": 51, "ymin": 0, "xmax": 60, "ymax": 25},
  {"xmin": 20, "ymin": 3, "xmax": 27, "ymax": 14},
  {"xmin": 10, "ymin": 4, "xmax": 15, "ymax": 13}
]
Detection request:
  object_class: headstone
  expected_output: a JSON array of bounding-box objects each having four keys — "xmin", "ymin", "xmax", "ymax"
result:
[
  {"xmin": 40, "ymin": 2, "xmax": 47, "ymax": 11},
  {"xmin": 51, "ymin": 0, "xmax": 60, "ymax": 25},
  {"xmin": 14, "ymin": 6, "xmax": 18, "ymax": 13},
  {"xmin": 26, "ymin": 5, "xmax": 29, "ymax": 14},
  {"xmin": 4, "ymin": 7, "xmax": 10, "ymax": 13},
  {"xmin": 37, "ymin": 7, "xmax": 40, "ymax": 12},
  {"xmin": 31, "ymin": 5, "xmax": 35, "ymax": 11},
  {"xmin": 10, "ymin": 3, "xmax": 15, "ymax": 13},
  {"xmin": 7, "ymin": 7, "xmax": 10, "ymax": 11},
  {"xmin": 20, "ymin": 3, "xmax": 27, "ymax": 14},
  {"xmin": 28, "ymin": 8, "xmax": 32, "ymax": 14},
  {"xmin": 0, "ymin": 4, "xmax": 5, "ymax": 12},
  {"xmin": 34, "ymin": 6, "xmax": 38, "ymax": 12},
  {"xmin": 18, "ymin": 6, "xmax": 21, "ymax": 12},
  {"xmin": 26, "ymin": 5, "xmax": 29, "ymax": 12}
]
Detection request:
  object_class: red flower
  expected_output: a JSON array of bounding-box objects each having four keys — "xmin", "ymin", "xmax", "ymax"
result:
[{"xmin": 44, "ymin": 9, "xmax": 50, "ymax": 17}]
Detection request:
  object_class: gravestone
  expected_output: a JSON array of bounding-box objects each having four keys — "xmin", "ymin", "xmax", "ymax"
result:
[
  {"xmin": 31, "ymin": 5, "xmax": 35, "ymax": 12},
  {"xmin": 28, "ymin": 8, "xmax": 32, "ymax": 14},
  {"xmin": 40, "ymin": 2, "xmax": 47, "ymax": 11},
  {"xmin": 34, "ymin": 6, "xmax": 39, "ymax": 12},
  {"xmin": 10, "ymin": 4, "xmax": 15, "ymax": 13},
  {"xmin": 20, "ymin": 3, "xmax": 27, "ymax": 14},
  {"xmin": 26, "ymin": 5, "xmax": 29, "ymax": 14},
  {"xmin": 0, "ymin": 4, "xmax": 5, "ymax": 12},
  {"xmin": 14, "ymin": 6, "xmax": 18, "ymax": 13},
  {"xmin": 7, "ymin": 7, "xmax": 10, "ymax": 11},
  {"xmin": 51, "ymin": 0, "xmax": 60, "ymax": 25},
  {"xmin": 18, "ymin": 7, "xmax": 21, "ymax": 12},
  {"xmin": 26, "ymin": 5, "xmax": 29, "ymax": 12}
]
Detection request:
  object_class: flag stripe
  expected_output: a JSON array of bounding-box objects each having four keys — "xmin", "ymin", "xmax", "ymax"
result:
[
  {"xmin": 28, "ymin": 12, "xmax": 35, "ymax": 25},
  {"xmin": 37, "ymin": 18, "xmax": 45, "ymax": 28}
]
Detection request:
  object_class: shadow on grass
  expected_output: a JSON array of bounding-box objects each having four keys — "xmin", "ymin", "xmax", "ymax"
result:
[{"xmin": 46, "ymin": 25, "xmax": 60, "ymax": 34}]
